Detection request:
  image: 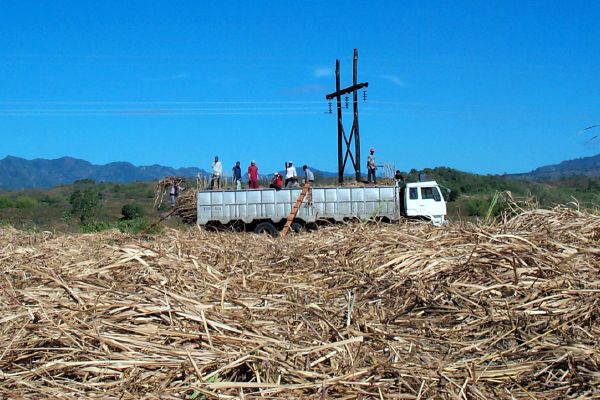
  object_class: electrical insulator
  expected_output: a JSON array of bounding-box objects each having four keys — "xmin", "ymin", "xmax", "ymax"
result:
[
  {"xmin": 328, "ymin": 101, "xmax": 332, "ymax": 114},
  {"xmin": 345, "ymin": 95, "xmax": 349, "ymax": 109},
  {"xmin": 363, "ymin": 88, "xmax": 367, "ymax": 102}
]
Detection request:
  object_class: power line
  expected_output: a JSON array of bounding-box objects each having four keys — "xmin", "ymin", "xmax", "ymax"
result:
[
  {"xmin": 0, "ymin": 100, "xmax": 325, "ymax": 105},
  {"xmin": 0, "ymin": 111, "xmax": 325, "ymax": 117}
]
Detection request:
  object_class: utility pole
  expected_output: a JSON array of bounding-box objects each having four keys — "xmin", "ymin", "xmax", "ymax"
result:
[{"xmin": 325, "ymin": 49, "xmax": 368, "ymax": 183}]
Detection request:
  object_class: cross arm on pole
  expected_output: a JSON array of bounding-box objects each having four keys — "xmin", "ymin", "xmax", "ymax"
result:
[{"xmin": 325, "ymin": 82, "xmax": 369, "ymax": 100}]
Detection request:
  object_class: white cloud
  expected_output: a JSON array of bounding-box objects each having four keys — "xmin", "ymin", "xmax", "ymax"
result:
[{"xmin": 380, "ymin": 74, "xmax": 406, "ymax": 87}]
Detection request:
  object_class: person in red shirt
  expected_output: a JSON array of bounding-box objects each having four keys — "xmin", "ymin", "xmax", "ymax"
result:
[
  {"xmin": 269, "ymin": 172, "xmax": 283, "ymax": 190},
  {"xmin": 247, "ymin": 160, "xmax": 259, "ymax": 189}
]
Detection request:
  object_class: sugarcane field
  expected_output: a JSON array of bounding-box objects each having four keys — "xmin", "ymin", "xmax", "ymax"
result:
[
  {"xmin": 1, "ymin": 201, "xmax": 599, "ymax": 399},
  {"xmin": 3, "ymin": 3, "xmax": 600, "ymax": 399}
]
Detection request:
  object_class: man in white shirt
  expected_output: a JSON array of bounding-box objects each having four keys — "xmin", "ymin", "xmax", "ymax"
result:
[
  {"xmin": 285, "ymin": 161, "xmax": 297, "ymax": 188},
  {"xmin": 367, "ymin": 147, "xmax": 377, "ymax": 184},
  {"xmin": 211, "ymin": 156, "xmax": 223, "ymax": 190}
]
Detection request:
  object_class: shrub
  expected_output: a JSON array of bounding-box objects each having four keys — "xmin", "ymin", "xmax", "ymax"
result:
[
  {"xmin": 121, "ymin": 204, "xmax": 144, "ymax": 220},
  {"xmin": 81, "ymin": 217, "xmax": 158, "ymax": 234},
  {"xmin": 81, "ymin": 221, "xmax": 113, "ymax": 233},
  {"xmin": 40, "ymin": 195, "xmax": 61, "ymax": 205},
  {"xmin": 117, "ymin": 217, "xmax": 154, "ymax": 234},
  {"xmin": 15, "ymin": 196, "xmax": 37, "ymax": 209},
  {"xmin": 0, "ymin": 195, "xmax": 14, "ymax": 209},
  {"xmin": 463, "ymin": 197, "xmax": 487, "ymax": 217}
]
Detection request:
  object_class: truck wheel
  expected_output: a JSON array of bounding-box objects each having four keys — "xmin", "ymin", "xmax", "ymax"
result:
[
  {"xmin": 305, "ymin": 222, "xmax": 318, "ymax": 232},
  {"xmin": 254, "ymin": 222, "xmax": 279, "ymax": 237},
  {"xmin": 290, "ymin": 221, "xmax": 305, "ymax": 233}
]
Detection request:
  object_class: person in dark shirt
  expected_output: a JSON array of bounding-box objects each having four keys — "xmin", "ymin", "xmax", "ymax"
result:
[
  {"xmin": 232, "ymin": 161, "xmax": 242, "ymax": 189},
  {"xmin": 394, "ymin": 170, "xmax": 405, "ymax": 186}
]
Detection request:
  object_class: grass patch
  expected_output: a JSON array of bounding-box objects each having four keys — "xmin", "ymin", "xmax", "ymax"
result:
[{"xmin": 82, "ymin": 217, "xmax": 161, "ymax": 234}]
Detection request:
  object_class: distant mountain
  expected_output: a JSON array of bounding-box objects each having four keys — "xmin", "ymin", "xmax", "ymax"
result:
[
  {"xmin": 6, "ymin": 152, "xmax": 596, "ymax": 190},
  {"xmin": 510, "ymin": 153, "xmax": 600, "ymax": 180},
  {"xmin": 0, "ymin": 156, "xmax": 208, "ymax": 190}
]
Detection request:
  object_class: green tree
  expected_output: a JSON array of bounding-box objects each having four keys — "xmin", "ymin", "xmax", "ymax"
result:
[{"xmin": 69, "ymin": 189, "xmax": 103, "ymax": 223}]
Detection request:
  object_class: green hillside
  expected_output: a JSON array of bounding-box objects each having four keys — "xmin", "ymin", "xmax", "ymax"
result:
[
  {"xmin": 420, "ymin": 167, "xmax": 600, "ymax": 218},
  {"xmin": 1, "ymin": 169, "xmax": 599, "ymax": 232},
  {"xmin": 0, "ymin": 179, "xmax": 161, "ymax": 232}
]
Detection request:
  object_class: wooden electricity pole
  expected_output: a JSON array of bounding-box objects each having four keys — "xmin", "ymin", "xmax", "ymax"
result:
[{"xmin": 325, "ymin": 49, "xmax": 368, "ymax": 183}]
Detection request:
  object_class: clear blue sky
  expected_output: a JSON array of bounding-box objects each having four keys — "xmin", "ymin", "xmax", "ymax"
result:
[{"xmin": 1, "ymin": 1, "xmax": 599, "ymax": 175}]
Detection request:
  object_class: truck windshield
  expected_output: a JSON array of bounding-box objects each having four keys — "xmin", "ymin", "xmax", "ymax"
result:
[{"xmin": 421, "ymin": 187, "xmax": 441, "ymax": 201}]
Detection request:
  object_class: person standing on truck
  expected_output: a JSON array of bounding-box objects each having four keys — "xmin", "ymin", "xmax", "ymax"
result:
[
  {"xmin": 285, "ymin": 161, "xmax": 297, "ymax": 188},
  {"xmin": 394, "ymin": 170, "xmax": 405, "ymax": 187},
  {"xmin": 211, "ymin": 156, "xmax": 223, "ymax": 190},
  {"xmin": 302, "ymin": 165, "xmax": 314, "ymax": 185},
  {"xmin": 367, "ymin": 147, "xmax": 377, "ymax": 184},
  {"xmin": 232, "ymin": 161, "xmax": 242, "ymax": 190},
  {"xmin": 269, "ymin": 172, "xmax": 283, "ymax": 190},
  {"xmin": 248, "ymin": 160, "xmax": 259, "ymax": 189}
]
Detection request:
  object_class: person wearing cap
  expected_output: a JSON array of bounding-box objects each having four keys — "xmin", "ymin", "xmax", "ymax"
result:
[
  {"xmin": 285, "ymin": 161, "xmax": 297, "ymax": 188},
  {"xmin": 247, "ymin": 160, "xmax": 259, "ymax": 189},
  {"xmin": 269, "ymin": 172, "xmax": 283, "ymax": 190},
  {"xmin": 211, "ymin": 156, "xmax": 223, "ymax": 190},
  {"xmin": 302, "ymin": 165, "xmax": 314, "ymax": 185},
  {"xmin": 367, "ymin": 147, "xmax": 377, "ymax": 184},
  {"xmin": 232, "ymin": 161, "xmax": 242, "ymax": 190}
]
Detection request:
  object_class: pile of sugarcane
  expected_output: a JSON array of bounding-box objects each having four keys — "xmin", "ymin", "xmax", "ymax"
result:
[
  {"xmin": 153, "ymin": 176, "xmax": 186, "ymax": 209},
  {"xmin": 154, "ymin": 176, "xmax": 197, "ymax": 223},
  {"xmin": 174, "ymin": 189, "xmax": 198, "ymax": 224},
  {"xmin": 1, "ymin": 205, "xmax": 598, "ymax": 398}
]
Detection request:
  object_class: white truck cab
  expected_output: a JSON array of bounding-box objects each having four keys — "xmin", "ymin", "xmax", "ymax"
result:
[{"xmin": 400, "ymin": 181, "xmax": 447, "ymax": 226}]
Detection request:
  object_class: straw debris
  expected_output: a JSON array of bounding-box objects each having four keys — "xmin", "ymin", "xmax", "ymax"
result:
[{"xmin": 1, "ymin": 206, "xmax": 599, "ymax": 398}]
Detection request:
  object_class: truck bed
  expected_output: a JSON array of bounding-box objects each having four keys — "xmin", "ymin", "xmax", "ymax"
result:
[{"xmin": 197, "ymin": 186, "xmax": 400, "ymax": 225}]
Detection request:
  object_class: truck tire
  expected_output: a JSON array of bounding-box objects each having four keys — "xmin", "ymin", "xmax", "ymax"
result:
[
  {"xmin": 290, "ymin": 221, "xmax": 305, "ymax": 233},
  {"xmin": 305, "ymin": 222, "xmax": 318, "ymax": 232},
  {"xmin": 254, "ymin": 222, "xmax": 279, "ymax": 237}
]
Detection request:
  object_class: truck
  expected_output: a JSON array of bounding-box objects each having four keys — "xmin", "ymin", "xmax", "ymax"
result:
[{"xmin": 196, "ymin": 181, "xmax": 447, "ymax": 235}]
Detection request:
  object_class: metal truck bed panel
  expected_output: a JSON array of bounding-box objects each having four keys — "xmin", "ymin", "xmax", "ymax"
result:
[{"xmin": 197, "ymin": 186, "xmax": 399, "ymax": 225}]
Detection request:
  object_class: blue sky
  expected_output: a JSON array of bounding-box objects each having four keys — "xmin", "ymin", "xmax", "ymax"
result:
[{"xmin": 1, "ymin": 1, "xmax": 599, "ymax": 176}]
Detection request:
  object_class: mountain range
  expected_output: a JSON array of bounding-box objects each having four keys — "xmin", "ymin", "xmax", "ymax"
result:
[
  {"xmin": 0, "ymin": 156, "xmax": 207, "ymax": 190},
  {"xmin": 507, "ymin": 153, "xmax": 600, "ymax": 181},
  {"xmin": 1, "ymin": 154, "xmax": 599, "ymax": 190}
]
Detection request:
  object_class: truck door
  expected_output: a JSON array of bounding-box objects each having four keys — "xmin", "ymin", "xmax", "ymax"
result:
[
  {"xmin": 419, "ymin": 186, "xmax": 445, "ymax": 217},
  {"xmin": 404, "ymin": 186, "xmax": 420, "ymax": 216}
]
